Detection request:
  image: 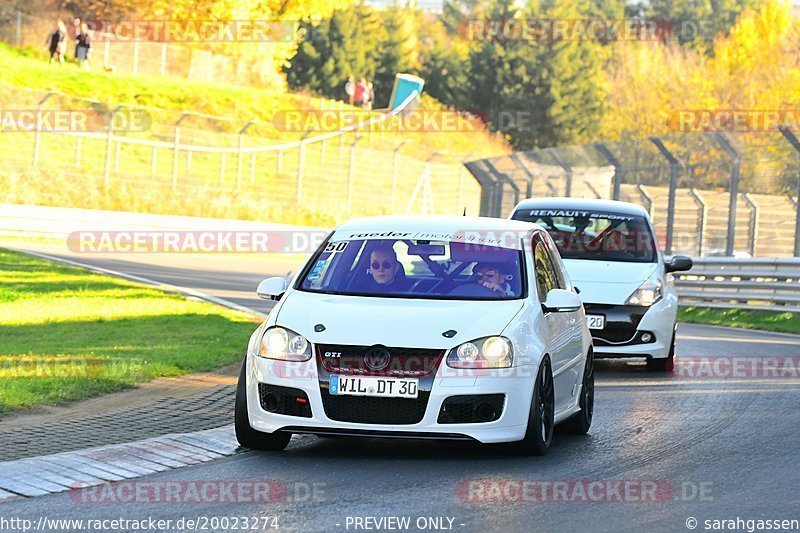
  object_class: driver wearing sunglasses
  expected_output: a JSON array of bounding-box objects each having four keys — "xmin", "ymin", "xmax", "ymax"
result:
[
  {"xmin": 474, "ymin": 262, "xmax": 513, "ymax": 296},
  {"xmin": 367, "ymin": 246, "xmax": 409, "ymax": 291}
]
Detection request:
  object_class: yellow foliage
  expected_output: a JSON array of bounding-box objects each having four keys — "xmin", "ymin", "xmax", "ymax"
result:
[{"xmin": 604, "ymin": 0, "xmax": 800, "ymax": 139}]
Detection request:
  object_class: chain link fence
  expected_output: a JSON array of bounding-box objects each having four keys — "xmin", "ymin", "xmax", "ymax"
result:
[
  {"xmin": 0, "ymin": 84, "xmax": 480, "ymax": 225},
  {"xmin": 466, "ymin": 131, "xmax": 800, "ymax": 258},
  {"xmin": 0, "ymin": 9, "xmax": 283, "ymax": 85}
]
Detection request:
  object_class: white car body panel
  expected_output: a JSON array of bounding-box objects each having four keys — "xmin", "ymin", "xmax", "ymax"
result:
[{"xmin": 564, "ymin": 260, "xmax": 657, "ymax": 306}]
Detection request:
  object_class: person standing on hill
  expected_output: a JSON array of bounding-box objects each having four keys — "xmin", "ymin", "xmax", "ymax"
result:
[
  {"xmin": 70, "ymin": 18, "xmax": 81, "ymax": 61},
  {"xmin": 366, "ymin": 81, "xmax": 375, "ymax": 110},
  {"xmin": 47, "ymin": 20, "xmax": 67, "ymax": 65},
  {"xmin": 75, "ymin": 23, "xmax": 91, "ymax": 71},
  {"xmin": 344, "ymin": 75, "xmax": 355, "ymax": 105},
  {"xmin": 354, "ymin": 78, "xmax": 369, "ymax": 108}
]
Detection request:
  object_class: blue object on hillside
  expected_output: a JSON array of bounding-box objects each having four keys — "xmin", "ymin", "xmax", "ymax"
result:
[{"xmin": 389, "ymin": 74, "xmax": 425, "ymax": 110}]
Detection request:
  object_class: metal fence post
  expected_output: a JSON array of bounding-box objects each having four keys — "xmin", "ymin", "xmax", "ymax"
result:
[
  {"xmin": 778, "ymin": 127, "xmax": 800, "ymax": 257},
  {"xmin": 160, "ymin": 44, "xmax": 167, "ymax": 76},
  {"xmin": 636, "ymin": 185, "xmax": 653, "ymax": 218},
  {"xmin": 104, "ymin": 105, "xmax": 122, "ymax": 189},
  {"xmin": 297, "ymin": 131, "xmax": 311, "ymax": 204},
  {"xmin": 485, "ymin": 159, "xmax": 520, "ymax": 217},
  {"xmin": 348, "ymin": 135, "xmax": 364, "ymax": 213},
  {"xmin": 114, "ymin": 142, "xmax": 121, "ymax": 172},
  {"xmin": 714, "ymin": 133, "xmax": 741, "ymax": 257},
  {"xmin": 32, "ymin": 93, "xmax": 56, "ymax": 169},
  {"xmin": 219, "ymin": 153, "xmax": 226, "ymax": 183},
  {"xmin": 594, "ymin": 142, "xmax": 623, "ymax": 200},
  {"xmin": 250, "ymin": 153, "xmax": 256, "ymax": 184},
  {"xmin": 548, "ymin": 148, "xmax": 573, "ymax": 197},
  {"xmin": 743, "ymin": 193, "xmax": 759, "ymax": 257},
  {"xmin": 132, "ymin": 41, "xmax": 139, "ymax": 75},
  {"xmin": 75, "ymin": 136, "xmax": 82, "ymax": 166},
  {"xmin": 392, "ymin": 140, "xmax": 411, "ymax": 212},
  {"xmin": 689, "ymin": 189, "xmax": 707, "ymax": 256},
  {"xmin": 16, "ymin": 11, "xmax": 22, "ymax": 46},
  {"xmin": 650, "ymin": 137, "xmax": 680, "ymax": 255},
  {"xmin": 237, "ymin": 121, "xmax": 254, "ymax": 191},
  {"xmin": 172, "ymin": 113, "xmax": 188, "ymax": 191},
  {"xmin": 510, "ymin": 153, "xmax": 535, "ymax": 198}
]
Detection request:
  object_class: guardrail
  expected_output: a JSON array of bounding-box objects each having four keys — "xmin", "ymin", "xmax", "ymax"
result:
[{"xmin": 675, "ymin": 257, "xmax": 800, "ymax": 312}]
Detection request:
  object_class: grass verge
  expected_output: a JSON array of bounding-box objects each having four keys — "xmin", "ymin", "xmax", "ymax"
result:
[
  {"xmin": 678, "ymin": 306, "xmax": 800, "ymax": 336},
  {"xmin": 0, "ymin": 248, "xmax": 257, "ymax": 415}
]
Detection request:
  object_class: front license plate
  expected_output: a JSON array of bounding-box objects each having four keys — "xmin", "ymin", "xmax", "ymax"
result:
[
  {"xmin": 329, "ymin": 375, "xmax": 418, "ymax": 399},
  {"xmin": 586, "ymin": 314, "xmax": 606, "ymax": 330}
]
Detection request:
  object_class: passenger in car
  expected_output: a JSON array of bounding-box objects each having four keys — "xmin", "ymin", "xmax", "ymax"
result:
[{"xmin": 474, "ymin": 262, "xmax": 514, "ymax": 296}]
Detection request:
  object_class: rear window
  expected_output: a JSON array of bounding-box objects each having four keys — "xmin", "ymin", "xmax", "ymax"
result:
[
  {"xmin": 511, "ymin": 208, "xmax": 656, "ymax": 263},
  {"xmin": 297, "ymin": 238, "xmax": 526, "ymax": 300}
]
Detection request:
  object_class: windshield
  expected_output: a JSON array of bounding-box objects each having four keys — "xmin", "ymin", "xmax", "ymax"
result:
[
  {"xmin": 511, "ymin": 208, "xmax": 657, "ymax": 263},
  {"xmin": 298, "ymin": 238, "xmax": 525, "ymax": 300}
]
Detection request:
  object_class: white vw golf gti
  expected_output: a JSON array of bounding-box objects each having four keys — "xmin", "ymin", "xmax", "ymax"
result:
[{"xmin": 235, "ymin": 216, "xmax": 593, "ymax": 455}]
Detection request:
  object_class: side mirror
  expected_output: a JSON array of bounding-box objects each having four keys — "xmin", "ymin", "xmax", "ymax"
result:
[
  {"xmin": 542, "ymin": 288, "xmax": 582, "ymax": 313},
  {"xmin": 256, "ymin": 277, "xmax": 287, "ymax": 300},
  {"xmin": 665, "ymin": 255, "xmax": 693, "ymax": 273}
]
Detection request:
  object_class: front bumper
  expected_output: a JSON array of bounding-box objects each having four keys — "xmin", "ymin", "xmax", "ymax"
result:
[
  {"xmin": 584, "ymin": 299, "xmax": 676, "ymax": 360},
  {"xmin": 244, "ymin": 354, "xmax": 535, "ymax": 444}
]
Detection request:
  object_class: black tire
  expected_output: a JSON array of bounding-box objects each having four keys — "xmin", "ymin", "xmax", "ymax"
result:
[
  {"xmin": 561, "ymin": 350, "xmax": 594, "ymax": 434},
  {"xmin": 510, "ymin": 357, "xmax": 555, "ymax": 456},
  {"xmin": 647, "ymin": 329, "xmax": 676, "ymax": 372},
  {"xmin": 234, "ymin": 358, "xmax": 291, "ymax": 451}
]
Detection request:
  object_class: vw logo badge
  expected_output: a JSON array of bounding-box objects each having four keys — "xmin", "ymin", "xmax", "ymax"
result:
[{"xmin": 364, "ymin": 346, "xmax": 391, "ymax": 371}]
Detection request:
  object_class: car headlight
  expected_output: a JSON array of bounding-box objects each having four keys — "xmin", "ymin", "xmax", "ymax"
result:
[
  {"xmin": 625, "ymin": 277, "xmax": 663, "ymax": 307},
  {"xmin": 257, "ymin": 326, "xmax": 312, "ymax": 362},
  {"xmin": 447, "ymin": 336, "xmax": 513, "ymax": 369}
]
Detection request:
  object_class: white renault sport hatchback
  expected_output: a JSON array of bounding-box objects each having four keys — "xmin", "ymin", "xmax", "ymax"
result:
[
  {"xmin": 236, "ymin": 216, "xmax": 593, "ymax": 455},
  {"xmin": 510, "ymin": 199, "xmax": 693, "ymax": 372}
]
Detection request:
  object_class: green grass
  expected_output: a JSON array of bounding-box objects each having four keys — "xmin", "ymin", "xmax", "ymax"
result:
[
  {"xmin": 0, "ymin": 42, "xmax": 507, "ymax": 159},
  {"xmin": 678, "ymin": 306, "xmax": 800, "ymax": 336},
  {"xmin": 0, "ymin": 248, "xmax": 258, "ymax": 415}
]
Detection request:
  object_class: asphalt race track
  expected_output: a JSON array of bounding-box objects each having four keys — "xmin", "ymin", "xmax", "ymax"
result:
[{"xmin": 3, "ymin": 244, "xmax": 800, "ymax": 533}]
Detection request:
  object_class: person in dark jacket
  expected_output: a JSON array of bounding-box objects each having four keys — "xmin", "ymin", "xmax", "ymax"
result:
[
  {"xmin": 47, "ymin": 20, "xmax": 67, "ymax": 65},
  {"xmin": 365, "ymin": 246, "xmax": 410, "ymax": 293},
  {"xmin": 75, "ymin": 22, "xmax": 91, "ymax": 71}
]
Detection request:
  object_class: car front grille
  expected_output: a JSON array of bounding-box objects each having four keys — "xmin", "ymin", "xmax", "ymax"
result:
[
  {"xmin": 317, "ymin": 344, "xmax": 444, "ymax": 377},
  {"xmin": 319, "ymin": 388, "xmax": 431, "ymax": 425}
]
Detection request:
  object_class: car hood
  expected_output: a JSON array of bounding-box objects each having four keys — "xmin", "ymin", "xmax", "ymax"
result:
[
  {"xmin": 275, "ymin": 289, "xmax": 525, "ymax": 349},
  {"xmin": 563, "ymin": 259, "xmax": 658, "ymax": 305}
]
